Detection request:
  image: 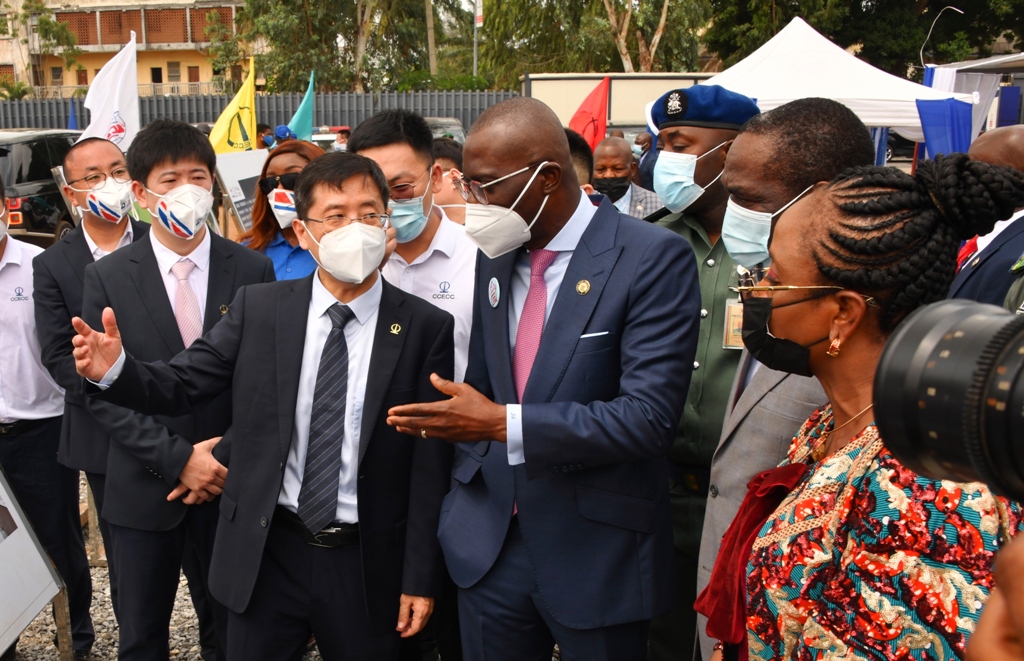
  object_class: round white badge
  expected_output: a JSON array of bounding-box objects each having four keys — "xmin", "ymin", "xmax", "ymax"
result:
[{"xmin": 488, "ymin": 277, "xmax": 500, "ymax": 308}]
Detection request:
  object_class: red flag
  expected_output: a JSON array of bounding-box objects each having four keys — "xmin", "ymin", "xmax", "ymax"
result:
[{"xmin": 569, "ymin": 77, "xmax": 610, "ymax": 151}]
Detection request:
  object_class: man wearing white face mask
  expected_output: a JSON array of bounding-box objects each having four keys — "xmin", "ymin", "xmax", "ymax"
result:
[
  {"xmin": 33, "ymin": 137, "xmax": 150, "ymax": 647},
  {"xmin": 69, "ymin": 151, "xmax": 454, "ymax": 661},
  {"xmin": 351, "ymin": 109, "xmax": 476, "ymax": 384},
  {"xmin": 77, "ymin": 120, "xmax": 275, "ymax": 661},
  {"xmin": 643, "ymin": 85, "xmax": 761, "ymax": 661}
]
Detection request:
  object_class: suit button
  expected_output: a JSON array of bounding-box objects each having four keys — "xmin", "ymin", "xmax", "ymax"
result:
[
  {"xmin": 710, "ymin": 484, "xmax": 719, "ymax": 498},
  {"xmin": 693, "ymin": 361, "xmax": 700, "ymax": 370},
  {"xmin": 700, "ymin": 309, "xmax": 708, "ymax": 318},
  {"xmin": 260, "ymin": 517, "xmax": 268, "ymax": 527},
  {"xmin": 279, "ymin": 462, "xmax": 284, "ymax": 470},
  {"xmin": 706, "ymin": 258, "xmax": 716, "ymax": 267}
]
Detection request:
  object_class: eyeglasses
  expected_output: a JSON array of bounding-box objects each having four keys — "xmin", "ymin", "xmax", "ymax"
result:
[
  {"xmin": 731, "ymin": 265, "xmax": 878, "ymax": 306},
  {"xmin": 389, "ymin": 169, "xmax": 430, "ymax": 201},
  {"xmin": 453, "ymin": 162, "xmax": 545, "ymax": 205},
  {"xmin": 67, "ymin": 167, "xmax": 131, "ymax": 191},
  {"xmin": 303, "ymin": 213, "xmax": 390, "ymax": 233},
  {"xmin": 258, "ymin": 172, "xmax": 300, "ymax": 196}
]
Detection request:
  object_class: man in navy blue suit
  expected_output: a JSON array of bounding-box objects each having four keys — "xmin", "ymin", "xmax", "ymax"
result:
[
  {"xmin": 948, "ymin": 126, "xmax": 1024, "ymax": 305},
  {"xmin": 387, "ymin": 97, "xmax": 702, "ymax": 660}
]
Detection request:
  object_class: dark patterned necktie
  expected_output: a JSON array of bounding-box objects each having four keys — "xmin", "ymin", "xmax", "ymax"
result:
[{"xmin": 297, "ymin": 303, "xmax": 356, "ymax": 533}]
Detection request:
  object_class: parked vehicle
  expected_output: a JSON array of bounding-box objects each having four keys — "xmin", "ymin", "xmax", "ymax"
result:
[
  {"xmin": 425, "ymin": 117, "xmax": 466, "ymax": 144},
  {"xmin": 0, "ymin": 129, "xmax": 79, "ymax": 240}
]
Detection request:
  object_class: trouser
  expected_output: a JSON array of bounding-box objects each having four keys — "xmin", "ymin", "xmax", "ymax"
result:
[
  {"xmin": 458, "ymin": 518, "xmax": 650, "ymax": 661},
  {"xmin": 182, "ymin": 532, "xmax": 219, "ymax": 661},
  {"xmin": 106, "ymin": 499, "xmax": 228, "ymax": 661},
  {"xmin": 84, "ymin": 470, "xmax": 118, "ymax": 621},
  {"xmin": 226, "ymin": 521, "xmax": 400, "ymax": 661},
  {"xmin": 647, "ymin": 486, "xmax": 706, "ymax": 661},
  {"xmin": 0, "ymin": 416, "xmax": 95, "ymax": 654}
]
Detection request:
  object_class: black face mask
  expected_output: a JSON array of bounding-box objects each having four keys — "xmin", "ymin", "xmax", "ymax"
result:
[
  {"xmin": 741, "ymin": 297, "xmax": 829, "ymax": 377},
  {"xmin": 593, "ymin": 175, "xmax": 631, "ymax": 202}
]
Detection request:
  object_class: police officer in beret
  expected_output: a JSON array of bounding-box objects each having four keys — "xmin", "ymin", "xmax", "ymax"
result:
[{"xmin": 644, "ymin": 85, "xmax": 760, "ymax": 661}]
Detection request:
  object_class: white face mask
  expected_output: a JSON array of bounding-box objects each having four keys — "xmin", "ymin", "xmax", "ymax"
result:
[
  {"xmin": 464, "ymin": 162, "xmax": 550, "ymax": 259},
  {"xmin": 147, "ymin": 183, "xmax": 214, "ymax": 240},
  {"xmin": 82, "ymin": 178, "xmax": 133, "ymax": 224},
  {"xmin": 0, "ymin": 206, "xmax": 7, "ymax": 240},
  {"xmin": 268, "ymin": 188, "xmax": 298, "ymax": 230},
  {"xmin": 304, "ymin": 221, "xmax": 386, "ymax": 284}
]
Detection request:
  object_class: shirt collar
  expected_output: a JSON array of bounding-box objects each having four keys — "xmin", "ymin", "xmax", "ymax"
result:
[
  {"xmin": 311, "ymin": 270, "xmax": 383, "ymax": 328},
  {"xmin": 0, "ymin": 235, "xmax": 23, "ymax": 271},
  {"xmin": 268, "ymin": 231, "xmax": 289, "ymax": 248},
  {"xmin": 82, "ymin": 219, "xmax": 134, "ymax": 257},
  {"xmin": 149, "ymin": 226, "xmax": 212, "ymax": 275},
  {"xmin": 542, "ymin": 191, "xmax": 598, "ymax": 252},
  {"xmin": 387, "ymin": 209, "xmax": 459, "ymax": 268}
]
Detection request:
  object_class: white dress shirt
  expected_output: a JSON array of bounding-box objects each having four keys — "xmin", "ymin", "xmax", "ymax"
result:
[
  {"xmin": 976, "ymin": 208, "xmax": 1024, "ymax": 255},
  {"xmin": 505, "ymin": 193, "xmax": 597, "ymax": 465},
  {"xmin": 82, "ymin": 219, "xmax": 134, "ymax": 261},
  {"xmin": 612, "ymin": 185, "xmax": 633, "ymax": 214},
  {"xmin": 382, "ymin": 213, "xmax": 476, "ymax": 382},
  {"xmin": 0, "ymin": 237, "xmax": 65, "ymax": 422},
  {"xmin": 277, "ymin": 272, "xmax": 382, "ymax": 524},
  {"xmin": 150, "ymin": 228, "xmax": 211, "ymax": 326}
]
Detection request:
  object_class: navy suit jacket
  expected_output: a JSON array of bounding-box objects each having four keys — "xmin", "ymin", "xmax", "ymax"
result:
[
  {"xmin": 439, "ymin": 198, "xmax": 701, "ymax": 629},
  {"xmin": 948, "ymin": 213, "xmax": 1024, "ymax": 305},
  {"xmin": 32, "ymin": 220, "xmax": 150, "ymax": 473},
  {"xmin": 637, "ymin": 146, "xmax": 659, "ymax": 192}
]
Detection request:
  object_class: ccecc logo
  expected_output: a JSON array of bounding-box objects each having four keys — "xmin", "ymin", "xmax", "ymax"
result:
[
  {"xmin": 11, "ymin": 286, "xmax": 29, "ymax": 302},
  {"xmin": 433, "ymin": 280, "xmax": 455, "ymax": 300}
]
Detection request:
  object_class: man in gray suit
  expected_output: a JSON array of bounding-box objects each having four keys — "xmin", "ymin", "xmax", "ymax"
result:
[
  {"xmin": 693, "ymin": 98, "xmax": 876, "ymax": 661},
  {"xmin": 592, "ymin": 137, "xmax": 662, "ymax": 219}
]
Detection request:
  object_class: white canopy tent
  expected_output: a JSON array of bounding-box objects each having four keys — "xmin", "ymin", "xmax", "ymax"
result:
[{"xmin": 702, "ymin": 17, "xmax": 974, "ymax": 136}]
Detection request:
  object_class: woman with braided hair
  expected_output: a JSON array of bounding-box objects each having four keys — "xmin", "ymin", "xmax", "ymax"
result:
[{"xmin": 697, "ymin": 153, "xmax": 1024, "ymax": 661}]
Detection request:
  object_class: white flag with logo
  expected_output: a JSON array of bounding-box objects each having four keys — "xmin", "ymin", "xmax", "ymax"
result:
[{"xmin": 79, "ymin": 31, "xmax": 139, "ymax": 149}]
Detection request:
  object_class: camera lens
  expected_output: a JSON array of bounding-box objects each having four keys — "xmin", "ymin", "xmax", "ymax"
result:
[{"xmin": 875, "ymin": 299, "xmax": 1024, "ymax": 502}]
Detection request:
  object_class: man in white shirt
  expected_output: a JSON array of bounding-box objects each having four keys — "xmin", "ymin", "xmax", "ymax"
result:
[
  {"xmin": 1, "ymin": 189, "xmax": 95, "ymax": 660},
  {"xmin": 349, "ymin": 108, "xmax": 474, "ymax": 660}
]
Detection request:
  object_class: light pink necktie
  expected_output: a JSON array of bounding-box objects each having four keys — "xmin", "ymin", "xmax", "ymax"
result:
[
  {"xmin": 171, "ymin": 259, "xmax": 202, "ymax": 348},
  {"xmin": 513, "ymin": 249, "xmax": 559, "ymax": 403}
]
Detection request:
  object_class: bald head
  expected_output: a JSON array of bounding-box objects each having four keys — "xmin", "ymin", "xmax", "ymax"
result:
[
  {"xmin": 969, "ymin": 126, "xmax": 1024, "ymax": 173},
  {"xmin": 595, "ymin": 137, "xmax": 632, "ymax": 163},
  {"xmin": 469, "ymin": 97, "xmax": 572, "ymax": 168},
  {"xmin": 593, "ymin": 137, "xmax": 636, "ymax": 187}
]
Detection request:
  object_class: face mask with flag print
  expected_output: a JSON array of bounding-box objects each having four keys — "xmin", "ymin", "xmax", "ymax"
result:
[
  {"xmin": 147, "ymin": 183, "xmax": 214, "ymax": 240},
  {"xmin": 268, "ymin": 188, "xmax": 298, "ymax": 229},
  {"xmin": 84, "ymin": 178, "xmax": 132, "ymax": 224}
]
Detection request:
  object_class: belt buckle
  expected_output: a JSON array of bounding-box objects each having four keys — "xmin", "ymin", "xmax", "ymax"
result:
[{"xmin": 310, "ymin": 529, "xmax": 339, "ymax": 548}]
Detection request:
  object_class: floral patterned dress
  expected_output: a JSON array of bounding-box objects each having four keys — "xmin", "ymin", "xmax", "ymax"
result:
[{"xmin": 745, "ymin": 406, "xmax": 1022, "ymax": 660}]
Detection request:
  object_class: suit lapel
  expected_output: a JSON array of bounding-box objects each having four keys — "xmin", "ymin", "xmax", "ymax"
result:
[
  {"xmin": 524, "ymin": 201, "xmax": 623, "ymax": 404},
  {"xmin": 358, "ymin": 280, "xmax": 410, "ymax": 465},
  {"xmin": 950, "ymin": 218, "xmax": 1024, "ymax": 296},
  {"xmin": 203, "ymin": 236, "xmax": 237, "ymax": 333},
  {"xmin": 717, "ymin": 359, "xmax": 787, "ymax": 447},
  {"xmin": 127, "ymin": 239, "xmax": 186, "ymax": 356},
  {"xmin": 60, "ymin": 227, "xmax": 95, "ymax": 286},
  {"xmin": 480, "ymin": 251, "xmax": 518, "ymax": 405},
  {"xmin": 275, "ymin": 276, "xmax": 313, "ymax": 460}
]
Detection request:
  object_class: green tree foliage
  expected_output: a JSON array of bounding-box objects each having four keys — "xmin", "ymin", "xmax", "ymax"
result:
[
  {"xmin": 704, "ymin": 0, "xmax": 1024, "ymax": 78},
  {"xmin": 19, "ymin": 0, "xmax": 82, "ymax": 71},
  {"xmin": 0, "ymin": 79, "xmax": 31, "ymax": 99},
  {"xmin": 205, "ymin": 10, "xmax": 244, "ymax": 93}
]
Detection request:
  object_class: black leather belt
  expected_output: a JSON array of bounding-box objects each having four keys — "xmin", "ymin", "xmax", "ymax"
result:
[
  {"xmin": 273, "ymin": 505, "xmax": 359, "ymax": 548},
  {"xmin": 0, "ymin": 418, "xmax": 52, "ymax": 437},
  {"xmin": 669, "ymin": 462, "xmax": 711, "ymax": 495}
]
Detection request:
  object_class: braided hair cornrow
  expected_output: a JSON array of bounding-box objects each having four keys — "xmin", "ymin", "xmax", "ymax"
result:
[{"xmin": 812, "ymin": 153, "xmax": 1024, "ymax": 331}]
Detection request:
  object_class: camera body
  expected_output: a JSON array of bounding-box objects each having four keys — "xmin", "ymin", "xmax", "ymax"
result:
[{"xmin": 875, "ymin": 300, "xmax": 1024, "ymax": 502}]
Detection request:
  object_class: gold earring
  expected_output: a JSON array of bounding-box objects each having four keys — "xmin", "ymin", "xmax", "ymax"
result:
[{"xmin": 826, "ymin": 338, "xmax": 842, "ymax": 357}]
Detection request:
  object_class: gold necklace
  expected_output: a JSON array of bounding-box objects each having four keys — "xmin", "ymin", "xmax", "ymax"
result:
[{"xmin": 811, "ymin": 404, "xmax": 874, "ymax": 462}]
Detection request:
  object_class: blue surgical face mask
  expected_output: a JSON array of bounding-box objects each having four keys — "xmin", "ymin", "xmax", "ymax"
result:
[
  {"xmin": 263, "ymin": 135, "xmax": 274, "ymax": 147},
  {"xmin": 631, "ymin": 144, "xmax": 643, "ymax": 157},
  {"xmin": 652, "ymin": 141, "xmax": 728, "ymax": 213},
  {"xmin": 721, "ymin": 184, "xmax": 816, "ymax": 268},
  {"xmin": 389, "ymin": 193, "xmax": 432, "ymax": 243}
]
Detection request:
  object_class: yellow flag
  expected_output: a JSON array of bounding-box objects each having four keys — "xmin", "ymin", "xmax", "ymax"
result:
[{"xmin": 209, "ymin": 57, "xmax": 257, "ymax": 153}]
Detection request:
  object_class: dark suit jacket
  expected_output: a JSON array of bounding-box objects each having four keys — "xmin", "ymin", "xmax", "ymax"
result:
[
  {"xmin": 948, "ymin": 213, "xmax": 1024, "ymax": 305},
  {"xmin": 32, "ymin": 220, "xmax": 150, "ymax": 474},
  {"xmin": 439, "ymin": 198, "xmax": 701, "ymax": 629},
  {"xmin": 81, "ymin": 233, "xmax": 275, "ymax": 531},
  {"xmin": 92, "ymin": 275, "xmax": 455, "ymax": 629},
  {"xmin": 636, "ymin": 146, "xmax": 659, "ymax": 192}
]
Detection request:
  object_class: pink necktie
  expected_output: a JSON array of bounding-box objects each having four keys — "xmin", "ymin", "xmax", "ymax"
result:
[
  {"xmin": 171, "ymin": 259, "xmax": 202, "ymax": 348},
  {"xmin": 513, "ymin": 249, "xmax": 559, "ymax": 403}
]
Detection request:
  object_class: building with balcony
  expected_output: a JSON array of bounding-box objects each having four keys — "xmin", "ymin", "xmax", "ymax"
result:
[{"xmin": 0, "ymin": 1, "xmax": 243, "ymax": 97}]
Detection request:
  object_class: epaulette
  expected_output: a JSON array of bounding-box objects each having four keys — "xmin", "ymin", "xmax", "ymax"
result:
[{"xmin": 1011, "ymin": 251, "xmax": 1024, "ymax": 274}]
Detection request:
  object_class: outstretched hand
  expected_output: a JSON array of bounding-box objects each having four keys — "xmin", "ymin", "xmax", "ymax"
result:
[
  {"xmin": 386, "ymin": 373, "xmax": 507, "ymax": 443},
  {"xmin": 71, "ymin": 307, "xmax": 123, "ymax": 383}
]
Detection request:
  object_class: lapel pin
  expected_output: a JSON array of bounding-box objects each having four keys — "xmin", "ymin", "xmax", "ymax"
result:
[
  {"xmin": 488, "ymin": 277, "xmax": 500, "ymax": 308},
  {"xmin": 390, "ymin": 323, "xmax": 401, "ymax": 335},
  {"xmin": 576, "ymin": 280, "xmax": 591, "ymax": 295},
  {"xmin": 219, "ymin": 304, "xmax": 228, "ymax": 315},
  {"xmin": 971, "ymin": 257, "xmax": 980, "ymax": 268}
]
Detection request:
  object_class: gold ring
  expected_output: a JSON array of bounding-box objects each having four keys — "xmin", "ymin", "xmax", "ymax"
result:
[{"xmin": 420, "ymin": 429, "xmax": 428, "ymax": 439}]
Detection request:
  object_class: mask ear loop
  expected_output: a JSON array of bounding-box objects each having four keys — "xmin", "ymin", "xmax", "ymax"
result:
[
  {"xmin": 508, "ymin": 162, "xmax": 551, "ymax": 236},
  {"xmin": 770, "ymin": 183, "xmax": 816, "ymax": 220}
]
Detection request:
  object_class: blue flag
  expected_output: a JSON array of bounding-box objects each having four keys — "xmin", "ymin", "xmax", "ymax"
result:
[
  {"xmin": 68, "ymin": 98, "xmax": 78, "ymax": 130},
  {"xmin": 287, "ymin": 71, "xmax": 315, "ymax": 141}
]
